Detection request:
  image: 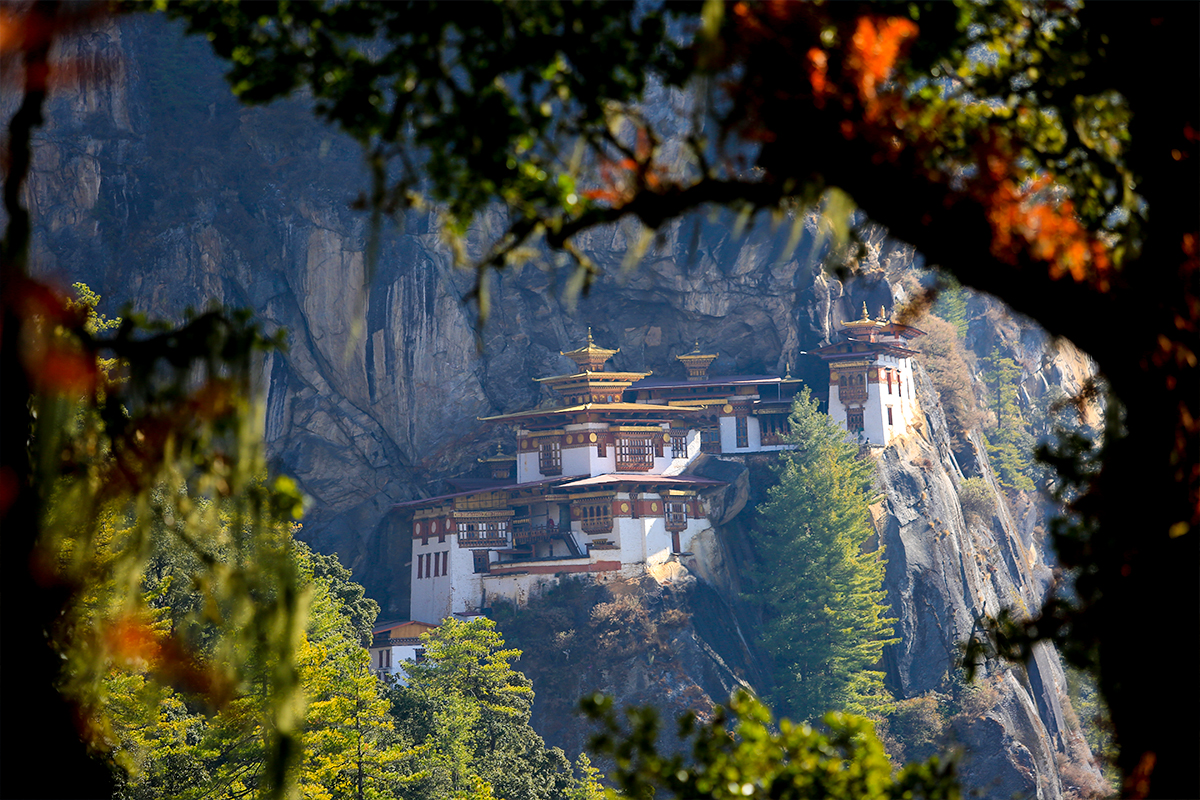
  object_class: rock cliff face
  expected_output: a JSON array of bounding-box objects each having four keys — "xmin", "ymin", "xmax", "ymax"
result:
[
  {"xmin": 16, "ymin": 15, "xmax": 1102, "ymax": 798},
  {"xmin": 875, "ymin": 367, "xmax": 1098, "ymax": 798}
]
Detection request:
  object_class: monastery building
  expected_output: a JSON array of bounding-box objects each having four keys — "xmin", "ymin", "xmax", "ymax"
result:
[{"xmin": 371, "ymin": 314, "xmax": 923, "ymax": 677}]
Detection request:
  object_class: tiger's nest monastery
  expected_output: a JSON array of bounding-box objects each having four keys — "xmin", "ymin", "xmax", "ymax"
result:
[{"xmin": 371, "ymin": 310, "xmax": 922, "ymax": 675}]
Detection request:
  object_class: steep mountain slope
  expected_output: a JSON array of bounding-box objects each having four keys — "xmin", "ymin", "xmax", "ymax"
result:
[{"xmin": 14, "ymin": 15, "xmax": 1104, "ymax": 798}]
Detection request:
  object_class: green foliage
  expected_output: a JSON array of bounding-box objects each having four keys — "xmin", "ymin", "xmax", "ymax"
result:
[
  {"xmin": 957, "ymin": 477, "xmax": 996, "ymax": 522},
  {"xmin": 389, "ymin": 618, "xmax": 572, "ymax": 800},
  {"xmin": 979, "ymin": 348, "xmax": 1036, "ymax": 491},
  {"xmin": 25, "ymin": 283, "xmax": 306, "ymax": 798},
  {"xmin": 930, "ymin": 276, "xmax": 969, "ymax": 340},
  {"xmin": 566, "ymin": 752, "xmax": 606, "ymax": 800},
  {"xmin": 304, "ymin": 543, "xmax": 381, "ymax": 647},
  {"xmin": 98, "ymin": 524, "xmax": 414, "ymax": 800},
  {"xmin": 583, "ymin": 689, "xmax": 959, "ymax": 800},
  {"xmin": 747, "ymin": 388, "xmax": 897, "ymax": 722},
  {"xmin": 1063, "ymin": 665, "xmax": 1119, "ymax": 794}
]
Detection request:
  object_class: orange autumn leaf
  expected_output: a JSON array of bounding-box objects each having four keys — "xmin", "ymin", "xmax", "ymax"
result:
[
  {"xmin": 807, "ymin": 47, "xmax": 829, "ymax": 105},
  {"xmin": 846, "ymin": 16, "xmax": 918, "ymax": 116},
  {"xmin": 978, "ymin": 159, "xmax": 1112, "ymax": 290}
]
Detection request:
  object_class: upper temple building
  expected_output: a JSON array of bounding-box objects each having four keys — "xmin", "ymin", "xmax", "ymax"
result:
[
  {"xmin": 385, "ymin": 329, "xmax": 804, "ymax": 655},
  {"xmin": 814, "ymin": 304, "xmax": 924, "ymax": 448}
]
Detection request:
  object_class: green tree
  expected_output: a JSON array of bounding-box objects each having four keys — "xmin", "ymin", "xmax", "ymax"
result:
[
  {"xmin": 748, "ymin": 388, "xmax": 897, "ymax": 722},
  {"xmin": 979, "ymin": 348, "xmax": 1036, "ymax": 491},
  {"xmin": 565, "ymin": 752, "xmax": 606, "ymax": 800},
  {"xmin": 104, "ymin": 530, "xmax": 412, "ymax": 800},
  {"xmin": 930, "ymin": 277, "xmax": 969, "ymax": 340},
  {"xmin": 583, "ymin": 690, "xmax": 958, "ymax": 800},
  {"xmin": 390, "ymin": 618, "xmax": 572, "ymax": 800}
]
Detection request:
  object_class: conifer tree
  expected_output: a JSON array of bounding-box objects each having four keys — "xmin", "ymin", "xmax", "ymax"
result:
[
  {"xmin": 749, "ymin": 388, "xmax": 897, "ymax": 722},
  {"xmin": 979, "ymin": 348, "xmax": 1035, "ymax": 491},
  {"xmin": 391, "ymin": 618, "xmax": 572, "ymax": 800}
]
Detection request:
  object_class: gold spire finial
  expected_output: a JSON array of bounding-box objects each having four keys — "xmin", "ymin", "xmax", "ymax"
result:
[
  {"xmin": 784, "ymin": 361, "xmax": 793, "ymax": 379},
  {"xmin": 861, "ymin": 301, "xmax": 870, "ymax": 320},
  {"xmin": 587, "ymin": 327, "xmax": 594, "ymax": 345},
  {"xmin": 878, "ymin": 305, "xmax": 887, "ymax": 321}
]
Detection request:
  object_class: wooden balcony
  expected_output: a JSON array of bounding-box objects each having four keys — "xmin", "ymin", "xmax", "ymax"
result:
[
  {"xmin": 512, "ymin": 522, "xmax": 560, "ymax": 545},
  {"xmin": 839, "ymin": 385, "xmax": 868, "ymax": 402}
]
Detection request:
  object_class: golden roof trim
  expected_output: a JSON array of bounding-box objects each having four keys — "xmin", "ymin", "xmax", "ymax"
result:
[{"xmin": 561, "ymin": 328, "xmax": 619, "ymax": 359}]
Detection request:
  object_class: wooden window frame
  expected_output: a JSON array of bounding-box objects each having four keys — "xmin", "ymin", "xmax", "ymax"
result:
[
  {"xmin": 847, "ymin": 408, "xmax": 865, "ymax": 432},
  {"xmin": 579, "ymin": 502, "xmax": 613, "ymax": 533},
  {"xmin": 539, "ymin": 440, "xmax": 562, "ymax": 475},
  {"xmin": 671, "ymin": 431, "xmax": 688, "ymax": 458},
  {"xmin": 665, "ymin": 500, "xmax": 688, "ymax": 531},
  {"xmin": 735, "ymin": 416, "xmax": 748, "ymax": 448},
  {"xmin": 615, "ymin": 435, "xmax": 655, "ymax": 471}
]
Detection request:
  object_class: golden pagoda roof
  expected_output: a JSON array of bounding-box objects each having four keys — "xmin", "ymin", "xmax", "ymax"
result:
[
  {"xmin": 841, "ymin": 301, "xmax": 887, "ymax": 330},
  {"xmin": 534, "ymin": 370, "xmax": 652, "ymax": 385},
  {"xmin": 478, "ymin": 444, "xmax": 516, "ymax": 463},
  {"xmin": 676, "ymin": 341, "xmax": 719, "ymax": 362},
  {"xmin": 478, "ymin": 401, "xmax": 702, "ymax": 424},
  {"xmin": 561, "ymin": 328, "xmax": 619, "ymax": 371}
]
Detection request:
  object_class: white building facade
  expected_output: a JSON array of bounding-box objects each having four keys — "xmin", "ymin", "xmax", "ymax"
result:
[
  {"xmin": 397, "ymin": 332, "xmax": 803, "ymax": 625},
  {"xmin": 816, "ymin": 306, "xmax": 925, "ymax": 447}
]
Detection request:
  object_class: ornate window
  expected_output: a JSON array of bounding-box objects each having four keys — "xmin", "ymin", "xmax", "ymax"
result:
[
  {"xmin": 847, "ymin": 408, "xmax": 865, "ymax": 432},
  {"xmin": 665, "ymin": 501, "xmax": 688, "ymax": 531},
  {"xmin": 539, "ymin": 440, "xmax": 561, "ymax": 475},
  {"xmin": 457, "ymin": 519, "xmax": 509, "ymax": 547},
  {"xmin": 671, "ymin": 430, "xmax": 688, "ymax": 459},
  {"xmin": 579, "ymin": 502, "xmax": 612, "ymax": 533},
  {"xmin": 839, "ymin": 371, "xmax": 868, "ymax": 402},
  {"xmin": 473, "ymin": 551, "xmax": 490, "ymax": 574},
  {"xmin": 735, "ymin": 416, "xmax": 748, "ymax": 448},
  {"xmin": 615, "ymin": 435, "xmax": 655, "ymax": 471},
  {"xmin": 700, "ymin": 425, "xmax": 721, "ymax": 454},
  {"xmin": 760, "ymin": 414, "xmax": 789, "ymax": 445}
]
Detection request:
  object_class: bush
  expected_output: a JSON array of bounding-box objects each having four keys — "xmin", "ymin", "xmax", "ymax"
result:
[
  {"xmin": 886, "ymin": 692, "xmax": 949, "ymax": 763},
  {"xmin": 958, "ymin": 477, "xmax": 996, "ymax": 521}
]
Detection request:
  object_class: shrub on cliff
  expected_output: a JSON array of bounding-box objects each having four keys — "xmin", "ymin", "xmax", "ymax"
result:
[{"xmin": 957, "ymin": 477, "xmax": 996, "ymax": 523}]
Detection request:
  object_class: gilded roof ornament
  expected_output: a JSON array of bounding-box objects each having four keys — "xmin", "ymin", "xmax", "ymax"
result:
[{"xmin": 561, "ymin": 327, "xmax": 619, "ymax": 371}]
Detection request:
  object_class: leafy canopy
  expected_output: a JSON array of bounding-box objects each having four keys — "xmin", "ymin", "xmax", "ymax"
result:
[{"xmin": 584, "ymin": 689, "xmax": 959, "ymax": 800}]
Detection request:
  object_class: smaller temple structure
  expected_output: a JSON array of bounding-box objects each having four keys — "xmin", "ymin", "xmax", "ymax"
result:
[
  {"xmin": 369, "ymin": 620, "xmax": 439, "ymax": 680},
  {"xmin": 814, "ymin": 304, "xmax": 924, "ymax": 447},
  {"xmin": 396, "ymin": 330, "xmax": 806, "ymax": 625}
]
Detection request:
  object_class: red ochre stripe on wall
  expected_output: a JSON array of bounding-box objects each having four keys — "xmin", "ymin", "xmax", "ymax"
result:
[{"xmin": 487, "ymin": 561, "xmax": 621, "ymax": 576}]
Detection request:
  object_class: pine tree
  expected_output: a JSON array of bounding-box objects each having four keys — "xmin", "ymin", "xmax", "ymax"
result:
[
  {"xmin": 749, "ymin": 388, "xmax": 897, "ymax": 722},
  {"xmin": 931, "ymin": 276, "xmax": 969, "ymax": 339},
  {"xmin": 979, "ymin": 348, "xmax": 1035, "ymax": 490},
  {"xmin": 391, "ymin": 618, "xmax": 572, "ymax": 800}
]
